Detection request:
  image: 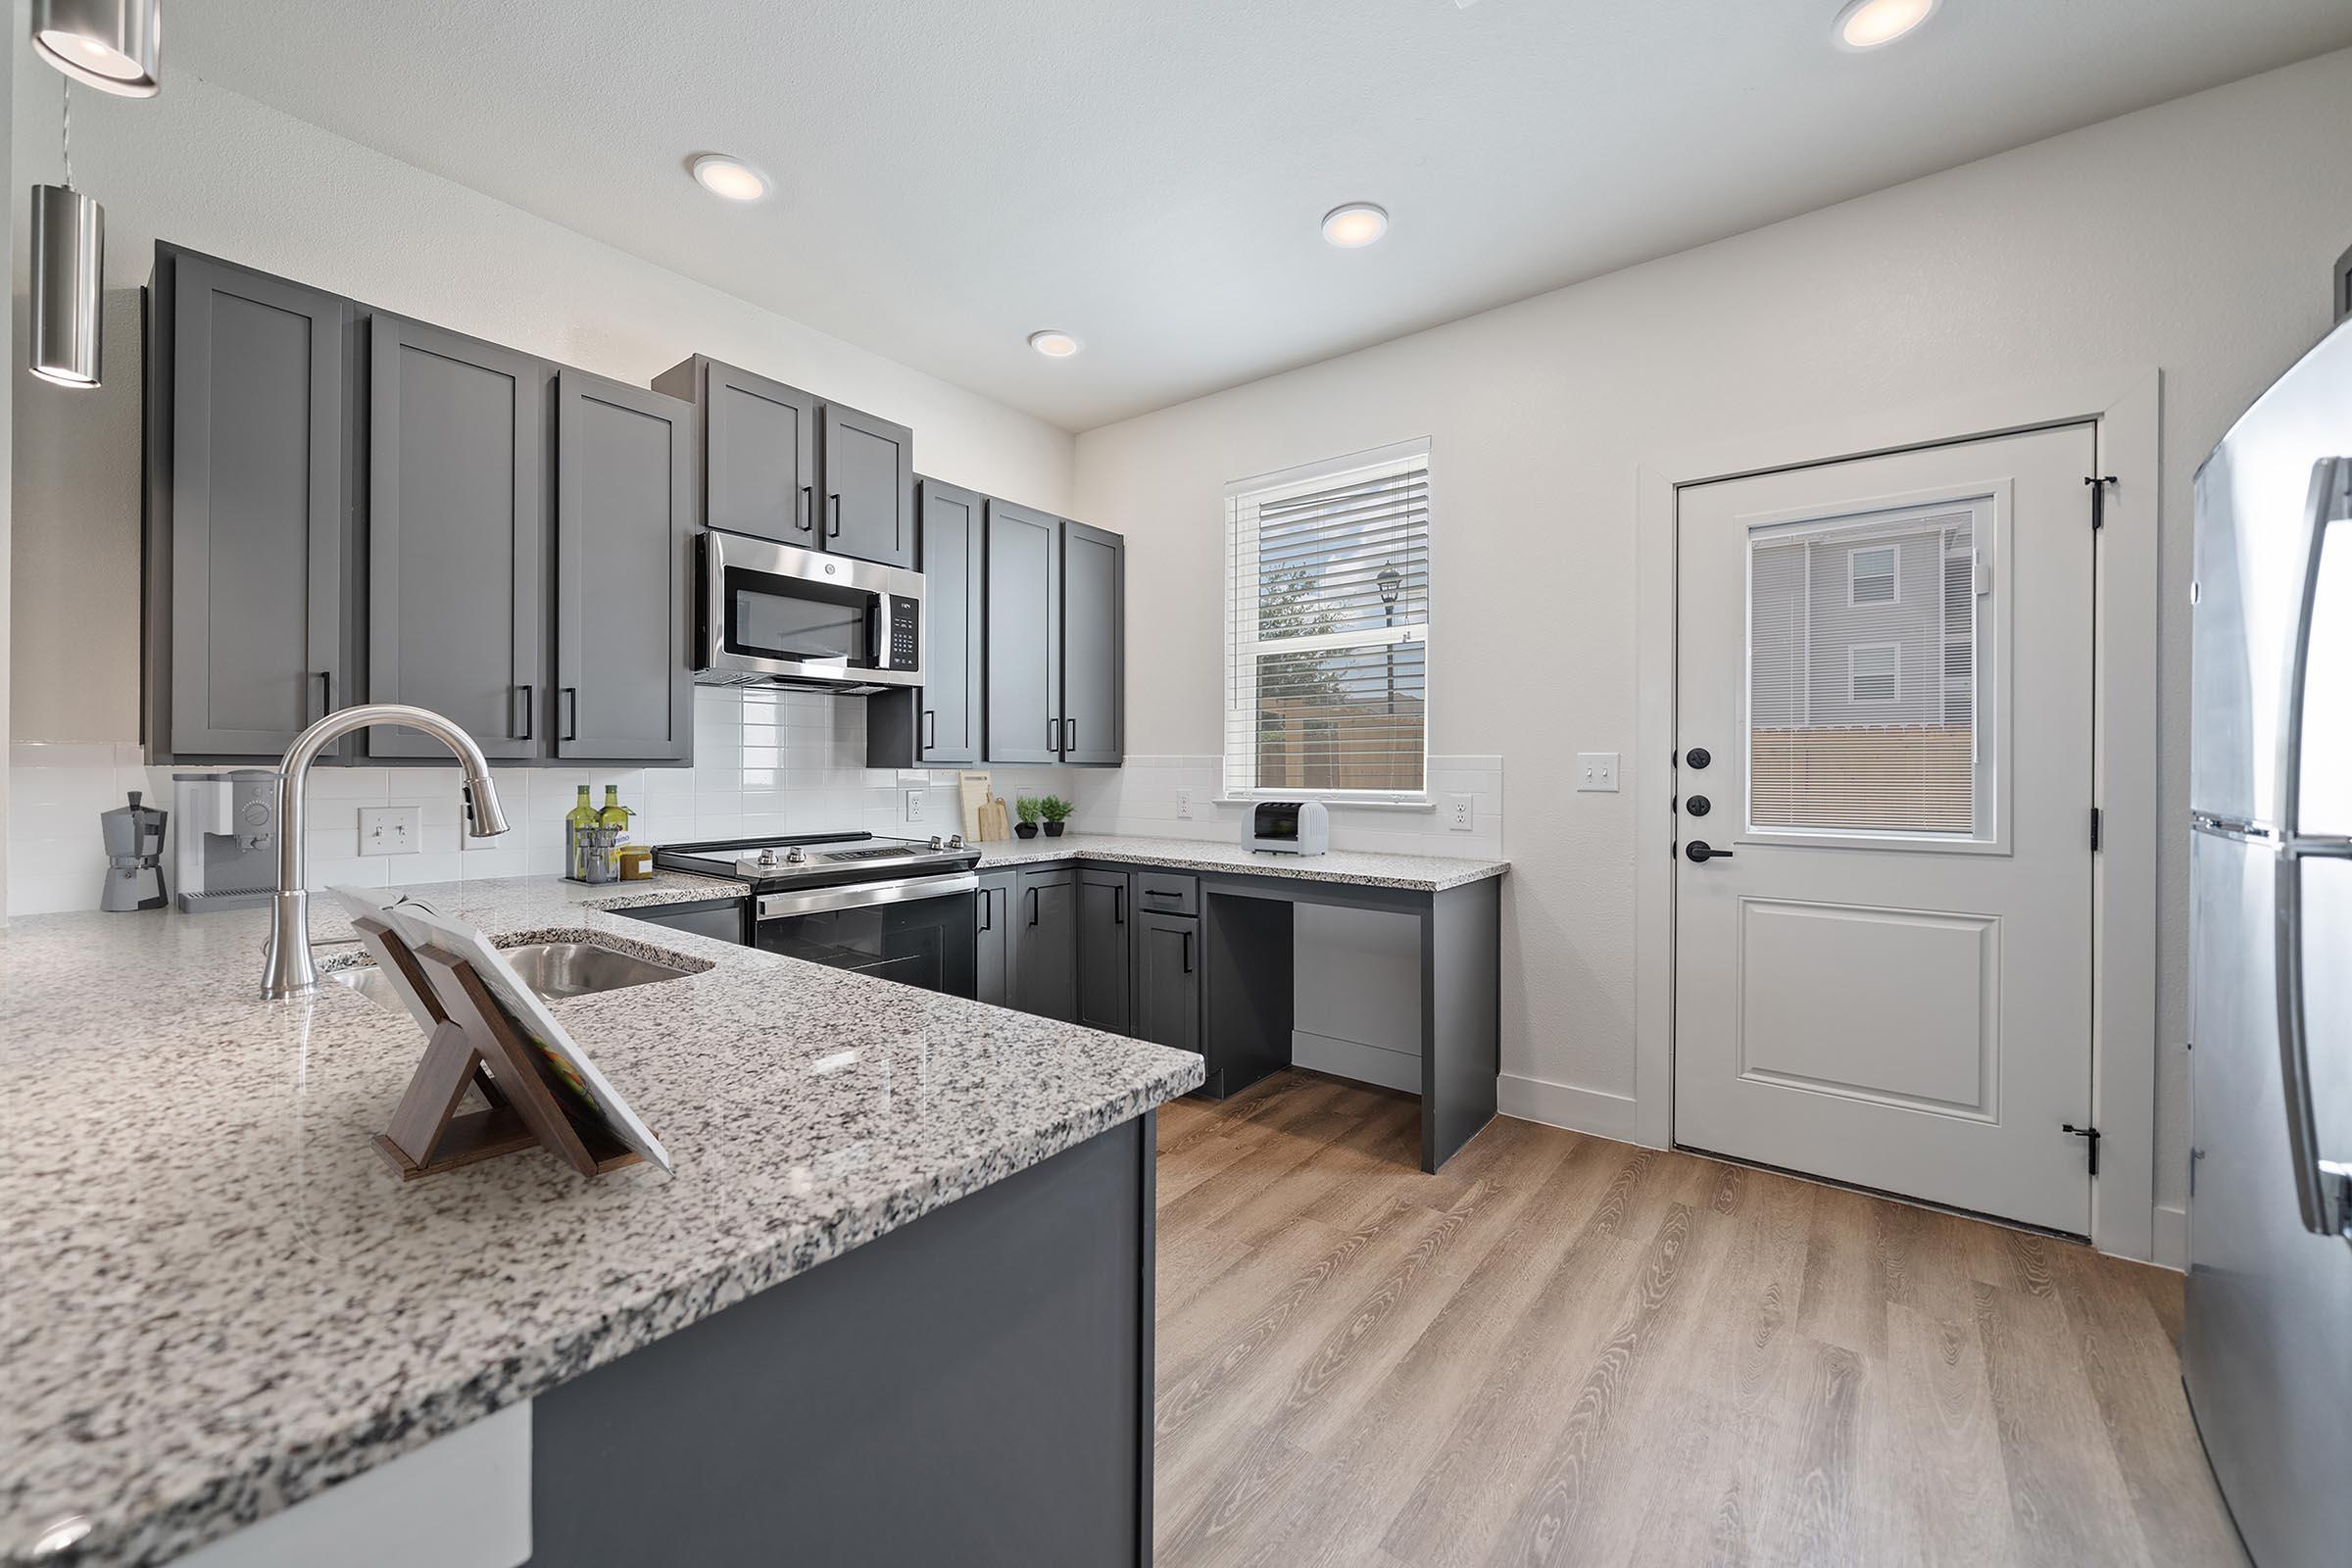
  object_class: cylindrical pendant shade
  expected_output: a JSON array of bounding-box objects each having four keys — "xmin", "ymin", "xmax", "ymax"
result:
[
  {"xmin": 30, "ymin": 183, "xmax": 104, "ymax": 388},
  {"xmin": 31, "ymin": 0, "xmax": 160, "ymax": 97}
]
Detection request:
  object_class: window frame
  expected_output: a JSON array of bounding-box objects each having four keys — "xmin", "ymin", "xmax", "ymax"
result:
[
  {"xmin": 1847, "ymin": 640, "xmax": 1901, "ymax": 704},
  {"xmin": 1221, "ymin": 438, "xmax": 1434, "ymax": 805},
  {"xmin": 1848, "ymin": 543, "xmax": 1899, "ymax": 607}
]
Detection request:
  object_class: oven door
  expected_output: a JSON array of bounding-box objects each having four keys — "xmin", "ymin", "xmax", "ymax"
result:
[
  {"xmin": 700, "ymin": 531, "xmax": 924, "ymax": 689},
  {"xmin": 754, "ymin": 874, "xmax": 979, "ymax": 996}
]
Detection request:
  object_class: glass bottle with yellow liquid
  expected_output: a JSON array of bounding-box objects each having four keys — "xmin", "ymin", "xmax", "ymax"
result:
[{"xmin": 564, "ymin": 785, "xmax": 597, "ymax": 881}]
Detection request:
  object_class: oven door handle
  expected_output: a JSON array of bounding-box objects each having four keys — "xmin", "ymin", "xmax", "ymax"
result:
[{"xmin": 757, "ymin": 872, "xmax": 980, "ymax": 921}]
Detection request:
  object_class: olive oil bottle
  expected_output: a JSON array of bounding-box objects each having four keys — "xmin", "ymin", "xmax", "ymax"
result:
[{"xmin": 565, "ymin": 785, "xmax": 598, "ymax": 881}]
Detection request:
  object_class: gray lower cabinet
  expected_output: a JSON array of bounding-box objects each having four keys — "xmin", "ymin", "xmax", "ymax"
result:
[
  {"xmin": 148, "ymin": 250, "xmax": 355, "ymax": 759},
  {"xmin": 985, "ymin": 499, "xmax": 1062, "ymax": 764},
  {"xmin": 1014, "ymin": 867, "xmax": 1079, "ymax": 1021},
  {"xmin": 613, "ymin": 896, "xmax": 749, "ymax": 945},
  {"xmin": 367, "ymin": 314, "xmax": 550, "ymax": 761},
  {"xmin": 555, "ymin": 372, "xmax": 695, "ymax": 761},
  {"xmin": 1134, "ymin": 910, "xmax": 1202, "ymax": 1056},
  {"xmin": 868, "ymin": 478, "xmax": 985, "ymax": 768},
  {"xmin": 974, "ymin": 871, "xmax": 1018, "ymax": 1007},
  {"xmin": 1060, "ymin": 521, "xmax": 1125, "ymax": 766},
  {"xmin": 1077, "ymin": 869, "xmax": 1132, "ymax": 1034}
]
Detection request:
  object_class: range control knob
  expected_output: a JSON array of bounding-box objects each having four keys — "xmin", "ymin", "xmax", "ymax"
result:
[
  {"xmin": 784, "ymin": 846, "xmax": 807, "ymax": 865},
  {"xmin": 928, "ymin": 835, "xmax": 945, "ymax": 851}
]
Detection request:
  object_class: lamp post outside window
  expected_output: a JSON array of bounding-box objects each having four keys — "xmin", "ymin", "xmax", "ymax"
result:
[{"xmin": 1377, "ymin": 563, "xmax": 1403, "ymax": 719}]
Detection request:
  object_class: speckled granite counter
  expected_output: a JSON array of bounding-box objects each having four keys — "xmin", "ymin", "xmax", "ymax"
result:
[
  {"xmin": 971, "ymin": 832, "xmax": 1508, "ymax": 890},
  {"xmin": 0, "ymin": 873, "xmax": 1201, "ymax": 1567}
]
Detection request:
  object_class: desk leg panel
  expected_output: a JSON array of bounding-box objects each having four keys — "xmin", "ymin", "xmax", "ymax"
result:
[{"xmin": 1422, "ymin": 878, "xmax": 1501, "ymax": 1172}]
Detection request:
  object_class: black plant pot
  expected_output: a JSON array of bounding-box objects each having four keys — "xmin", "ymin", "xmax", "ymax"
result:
[
  {"xmin": 1014, "ymin": 822, "xmax": 1039, "ymax": 839},
  {"xmin": 1044, "ymin": 821, "xmax": 1065, "ymax": 838}
]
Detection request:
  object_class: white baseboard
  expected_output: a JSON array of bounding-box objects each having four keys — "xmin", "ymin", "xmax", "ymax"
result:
[
  {"xmin": 2151, "ymin": 1202, "xmax": 2189, "ymax": 1272},
  {"xmin": 1497, "ymin": 1073, "xmax": 1641, "ymax": 1144}
]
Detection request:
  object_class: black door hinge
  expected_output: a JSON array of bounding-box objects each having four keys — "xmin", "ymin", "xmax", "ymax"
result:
[
  {"xmin": 2086, "ymin": 473, "xmax": 2117, "ymax": 530},
  {"xmin": 2062, "ymin": 1122, "xmax": 2102, "ymax": 1176},
  {"xmin": 2090, "ymin": 807, "xmax": 2102, "ymax": 852}
]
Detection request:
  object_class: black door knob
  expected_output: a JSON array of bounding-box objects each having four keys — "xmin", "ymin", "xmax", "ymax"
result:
[
  {"xmin": 1685, "ymin": 840, "xmax": 1735, "ymax": 863},
  {"xmin": 1686, "ymin": 794, "xmax": 1711, "ymax": 817},
  {"xmin": 1685, "ymin": 747, "xmax": 1712, "ymax": 769}
]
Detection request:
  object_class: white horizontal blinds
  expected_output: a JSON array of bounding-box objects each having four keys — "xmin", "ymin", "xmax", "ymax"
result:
[
  {"xmin": 1748, "ymin": 504, "xmax": 1981, "ymax": 835},
  {"xmin": 1225, "ymin": 443, "xmax": 1431, "ymax": 798}
]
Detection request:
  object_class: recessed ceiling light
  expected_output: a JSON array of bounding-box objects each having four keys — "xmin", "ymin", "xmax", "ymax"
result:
[
  {"xmin": 1833, "ymin": 0, "xmax": 1938, "ymax": 51},
  {"xmin": 690, "ymin": 154, "xmax": 770, "ymax": 202},
  {"xmin": 1321, "ymin": 203, "xmax": 1390, "ymax": 249},
  {"xmin": 1028, "ymin": 329, "xmax": 1082, "ymax": 359}
]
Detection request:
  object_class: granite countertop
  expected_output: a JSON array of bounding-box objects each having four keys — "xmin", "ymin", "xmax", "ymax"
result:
[
  {"xmin": 969, "ymin": 831, "xmax": 1509, "ymax": 891},
  {"xmin": 0, "ymin": 873, "xmax": 1202, "ymax": 1568}
]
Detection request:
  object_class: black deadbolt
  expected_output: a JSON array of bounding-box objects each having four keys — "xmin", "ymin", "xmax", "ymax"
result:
[
  {"xmin": 1686, "ymin": 794, "xmax": 1711, "ymax": 816},
  {"xmin": 1685, "ymin": 747, "xmax": 1712, "ymax": 769}
]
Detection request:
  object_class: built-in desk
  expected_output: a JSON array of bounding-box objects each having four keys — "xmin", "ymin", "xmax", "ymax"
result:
[{"xmin": 973, "ymin": 835, "xmax": 1509, "ymax": 1172}]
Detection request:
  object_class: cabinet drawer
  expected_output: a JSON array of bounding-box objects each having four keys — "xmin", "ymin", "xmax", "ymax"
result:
[{"xmin": 1133, "ymin": 871, "xmax": 1198, "ymax": 916}]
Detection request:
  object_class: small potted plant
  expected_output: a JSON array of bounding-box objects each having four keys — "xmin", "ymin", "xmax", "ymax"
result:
[
  {"xmin": 1039, "ymin": 795, "xmax": 1073, "ymax": 838},
  {"xmin": 1013, "ymin": 796, "xmax": 1043, "ymax": 839}
]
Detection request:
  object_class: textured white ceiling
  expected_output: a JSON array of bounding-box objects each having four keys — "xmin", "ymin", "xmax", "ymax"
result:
[{"xmin": 175, "ymin": 0, "xmax": 2352, "ymax": 430}]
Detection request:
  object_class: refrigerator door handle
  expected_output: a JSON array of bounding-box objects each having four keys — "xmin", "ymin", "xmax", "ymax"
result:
[{"xmin": 2272, "ymin": 456, "xmax": 2352, "ymax": 1239}]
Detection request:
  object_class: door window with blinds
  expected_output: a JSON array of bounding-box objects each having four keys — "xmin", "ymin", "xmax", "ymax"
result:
[
  {"xmin": 1224, "ymin": 440, "xmax": 1431, "ymax": 800},
  {"xmin": 1745, "ymin": 492, "xmax": 2000, "ymax": 844}
]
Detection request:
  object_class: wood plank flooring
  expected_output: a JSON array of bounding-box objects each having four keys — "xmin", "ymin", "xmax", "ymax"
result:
[{"xmin": 1152, "ymin": 1071, "xmax": 2243, "ymax": 1568}]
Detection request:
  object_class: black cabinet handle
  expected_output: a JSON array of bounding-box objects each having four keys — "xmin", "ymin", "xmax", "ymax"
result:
[
  {"xmin": 798, "ymin": 485, "xmax": 814, "ymax": 533},
  {"xmin": 1182, "ymin": 929, "xmax": 1194, "ymax": 974},
  {"xmin": 1144, "ymin": 888, "xmax": 1179, "ymax": 901},
  {"xmin": 977, "ymin": 889, "xmax": 992, "ymax": 933},
  {"xmin": 312, "ymin": 669, "xmax": 334, "ymax": 722},
  {"xmin": 1027, "ymin": 886, "xmax": 1040, "ymax": 927},
  {"xmin": 1065, "ymin": 719, "xmax": 1077, "ymax": 754},
  {"xmin": 515, "ymin": 683, "xmax": 534, "ymax": 742},
  {"xmin": 1114, "ymin": 884, "xmax": 1125, "ymax": 924},
  {"xmin": 828, "ymin": 493, "xmax": 843, "ymax": 539},
  {"xmin": 562, "ymin": 686, "xmax": 580, "ymax": 743},
  {"xmin": 922, "ymin": 709, "xmax": 936, "ymax": 751}
]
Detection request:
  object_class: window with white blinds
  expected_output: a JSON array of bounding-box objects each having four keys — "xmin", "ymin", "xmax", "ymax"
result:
[{"xmin": 1224, "ymin": 441, "xmax": 1431, "ymax": 800}]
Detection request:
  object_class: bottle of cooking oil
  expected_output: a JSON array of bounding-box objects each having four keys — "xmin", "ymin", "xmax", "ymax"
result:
[
  {"xmin": 565, "ymin": 785, "xmax": 597, "ymax": 880},
  {"xmin": 597, "ymin": 785, "xmax": 631, "ymax": 845}
]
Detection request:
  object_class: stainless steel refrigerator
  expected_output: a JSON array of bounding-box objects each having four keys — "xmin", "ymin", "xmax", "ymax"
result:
[{"xmin": 2186, "ymin": 315, "xmax": 2352, "ymax": 1568}]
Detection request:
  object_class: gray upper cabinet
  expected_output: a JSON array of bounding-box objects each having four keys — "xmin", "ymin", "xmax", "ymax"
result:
[
  {"xmin": 152, "ymin": 251, "xmax": 353, "ymax": 758},
  {"xmin": 1059, "ymin": 521, "xmax": 1125, "ymax": 766},
  {"xmin": 555, "ymin": 372, "xmax": 695, "ymax": 762},
  {"xmin": 819, "ymin": 402, "xmax": 915, "ymax": 568},
  {"xmin": 654, "ymin": 356, "xmax": 819, "ymax": 545},
  {"xmin": 986, "ymin": 499, "xmax": 1062, "ymax": 764},
  {"xmin": 367, "ymin": 315, "xmax": 550, "ymax": 760},
  {"xmin": 867, "ymin": 477, "xmax": 984, "ymax": 768}
]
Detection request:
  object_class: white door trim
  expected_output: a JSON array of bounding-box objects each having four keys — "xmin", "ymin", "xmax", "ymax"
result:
[{"xmin": 1635, "ymin": 370, "xmax": 2162, "ymax": 1260}]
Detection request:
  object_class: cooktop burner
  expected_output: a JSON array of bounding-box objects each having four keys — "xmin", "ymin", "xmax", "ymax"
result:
[{"xmin": 653, "ymin": 831, "xmax": 979, "ymax": 891}]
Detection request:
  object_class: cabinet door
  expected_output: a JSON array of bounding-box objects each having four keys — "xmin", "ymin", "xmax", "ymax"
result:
[
  {"xmin": 166, "ymin": 255, "xmax": 349, "ymax": 755},
  {"xmin": 1013, "ymin": 868, "xmax": 1078, "ymax": 1021},
  {"xmin": 1135, "ymin": 911, "xmax": 1201, "ymax": 1054},
  {"xmin": 974, "ymin": 872, "xmax": 1017, "ymax": 1007},
  {"xmin": 555, "ymin": 371, "xmax": 694, "ymax": 762},
  {"xmin": 819, "ymin": 401, "xmax": 915, "ymax": 568},
  {"xmin": 917, "ymin": 479, "xmax": 984, "ymax": 763},
  {"xmin": 1077, "ymin": 869, "xmax": 1132, "ymax": 1034},
  {"xmin": 1059, "ymin": 520, "xmax": 1125, "ymax": 765},
  {"xmin": 985, "ymin": 500, "xmax": 1061, "ymax": 764},
  {"xmin": 704, "ymin": 360, "xmax": 819, "ymax": 545},
  {"xmin": 368, "ymin": 315, "xmax": 549, "ymax": 760}
]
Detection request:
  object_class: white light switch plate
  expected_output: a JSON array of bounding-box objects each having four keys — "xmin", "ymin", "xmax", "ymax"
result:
[
  {"xmin": 359, "ymin": 805, "xmax": 420, "ymax": 857},
  {"xmin": 1577, "ymin": 753, "xmax": 1620, "ymax": 792},
  {"xmin": 1446, "ymin": 793, "xmax": 1475, "ymax": 831}
]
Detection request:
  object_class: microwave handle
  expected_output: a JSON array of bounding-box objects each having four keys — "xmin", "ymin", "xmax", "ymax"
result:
[{"xmin": 868, "ymin": 598, "xmax": 888, "ymax": 671}]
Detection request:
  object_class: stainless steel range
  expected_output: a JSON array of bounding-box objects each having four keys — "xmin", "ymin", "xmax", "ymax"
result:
[{"xmin": 655, "ymin": 832, "xmax": 982, "ymax": 994}]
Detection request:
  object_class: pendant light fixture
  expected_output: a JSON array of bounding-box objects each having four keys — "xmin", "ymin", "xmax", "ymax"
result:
[
  {"xmin": 30, "ymin": 79, "xmax": 104, "ymax": 388},
  {"xmin": 30, "ymin": 0, "xmax": 161, "ymax": 97}
]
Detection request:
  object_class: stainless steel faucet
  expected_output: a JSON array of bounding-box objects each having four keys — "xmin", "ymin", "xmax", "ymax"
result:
[{"xmin": 260, "ymin": 704, "xmax": 513, "ymax": 1000}]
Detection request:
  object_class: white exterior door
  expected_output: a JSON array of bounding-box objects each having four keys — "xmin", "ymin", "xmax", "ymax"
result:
[{"xmin": 1672, "ymin": 424, "xmax": 2097, "ymax": 1233}]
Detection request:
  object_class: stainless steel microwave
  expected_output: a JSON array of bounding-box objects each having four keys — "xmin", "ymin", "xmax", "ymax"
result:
[{"xmin": 696, "ymin": 531, "xmax": 924, "ymax": 693}]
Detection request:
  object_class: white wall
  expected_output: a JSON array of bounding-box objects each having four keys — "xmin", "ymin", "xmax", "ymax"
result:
[
  {"xmin": 1072, "ymin": 48, "xmax": 2352, "ymax": 1242},
  {"xmin": 5, "ymin": 56, "xmax": 1074, "ymax": 743}
]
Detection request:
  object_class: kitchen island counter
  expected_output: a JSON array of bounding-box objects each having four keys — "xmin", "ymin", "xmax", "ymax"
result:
[{"xmin": 0, "ymin": 872, "xmax": 1200, "ymax": 1567}]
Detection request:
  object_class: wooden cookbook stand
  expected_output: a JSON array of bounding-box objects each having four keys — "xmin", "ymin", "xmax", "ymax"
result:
[{"xmin": 354, "ymin": 915, "xmax": 644, "ymax": 1182}]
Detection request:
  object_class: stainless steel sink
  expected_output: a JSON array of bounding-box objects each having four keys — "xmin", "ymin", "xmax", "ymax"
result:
[{"xmin": 327, "ymin": 939, "xmax": 694, "ymax": 1010}]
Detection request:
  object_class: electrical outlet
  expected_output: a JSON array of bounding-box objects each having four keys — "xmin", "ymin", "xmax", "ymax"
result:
[
  {"xmin": 1174, "ymin": 787, "xmax": 1194, "ymax": 820},
  {"xmin": 1577, "ymin": 753, "xmax": 1620, "ymax": 792},
  {"xmin": 1446, "ymin": 794, "xmax": 1475, "ymax": 832},
  {"xmin": 903, "ymin": 788, "xmax": 925, "ymax": 823},
  {"xmin": 359, "ymin": 805, "xmax": 419, "ymax": 857}
]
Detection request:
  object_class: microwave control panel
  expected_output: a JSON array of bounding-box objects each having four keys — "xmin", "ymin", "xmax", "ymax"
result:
[{"xmin": 882, "ymin": 594, "xmax": 920, "ymax": 672}]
